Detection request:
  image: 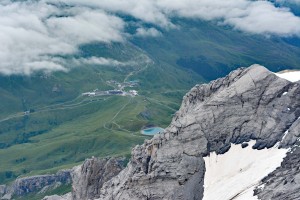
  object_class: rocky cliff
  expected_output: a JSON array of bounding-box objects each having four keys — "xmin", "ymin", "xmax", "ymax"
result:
[
  {"xmin": 95, "ymin": 65, "xmax": 300, "ymax": 200},
  {"xmin": 42, "ymin": 157, "xmax": 125, "ymax": 200},
  {"xmin": 71, "ymin": 157, "xmax": 125, "ymax": 200},
  {"xmin": 0, "ymin": 170, "xmax": 71, "ymax": 199}
]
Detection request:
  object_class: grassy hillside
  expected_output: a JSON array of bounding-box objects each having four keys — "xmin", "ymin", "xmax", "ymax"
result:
[{"xmin": 132, "ymin": 19, "xmax": 300, "ymax": 80}]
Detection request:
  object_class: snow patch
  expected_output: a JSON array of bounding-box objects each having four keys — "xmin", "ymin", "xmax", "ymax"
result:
[
  {"xmin": 203, "ymin": 141, "xmax": 288, "ymax": 200},
  {"xmin": 275, "ymin": 71, "xmax": 300, "ymax": 82},
  {"xmin": 282, "ymin": 92, "xmax": 288, "ymax": 96},
  {"xmin": 257, "ymin": 183, "xmax": 265, "ymax": 190}
]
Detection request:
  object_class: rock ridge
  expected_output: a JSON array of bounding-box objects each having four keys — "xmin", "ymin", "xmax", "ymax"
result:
[
  {"xmin": 96, "ymin": 65, "xmax": 300, "ymax": 200},
  {"xmin": 71, "ymin": 157, "xmax": 125, "ymax": 200},
  {"xmin": 0, "ymin": 169, "xmax": 71, "ymax": 200}
]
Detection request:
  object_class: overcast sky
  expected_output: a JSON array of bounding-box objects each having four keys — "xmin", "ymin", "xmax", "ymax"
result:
[{"xmin": 1, "ymin": 0, "xmax": 300, "ymax": 75}]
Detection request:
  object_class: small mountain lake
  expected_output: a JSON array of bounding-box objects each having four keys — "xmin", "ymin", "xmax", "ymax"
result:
[{"xmin": 141, "ymin": 127, "xmax": 165, "ymax": 135}]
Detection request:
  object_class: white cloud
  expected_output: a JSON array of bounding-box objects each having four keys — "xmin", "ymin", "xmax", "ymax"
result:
[
  {"xmin": 153, "ymin": 0, "xmax": 300, "ymax": 36},
  {"xmin": 53, "ymin": 0, "xmax": 300, "ymax": 36},
  {"xmin": 1, "ymin": 0, "xmax": 300, "ymax": 75},
  {"xmin": 48, "ymin": 0, "xmax": 174, "ymax": 28},
  {"xmin": 46, "ymin": 9, "xmax": 124, "ymax": 44},
  {"xmin": 0, "ymin": 0, "xmax": 124, "ymax": 75},
  {"xmin": 135, "ymin": 27, "xmax": 162, "ymax": 37},
  {"xmin": 223, "ymin": 1, "xmax": 300, "ymax": 35},
  {"xmin": 73, "ymin": 57, "xmax": 125, "ymax": 66}
]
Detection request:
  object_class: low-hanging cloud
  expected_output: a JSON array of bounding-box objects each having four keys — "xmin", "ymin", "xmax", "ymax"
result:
[
  {"xmin": 54, "ymin": 0, "xmax": 300, "ymax": 35},
  {"xmin": 73, "ymin": 57, "xmax": 126, "ymax": 66},
  {"xmin": 0, "ymin": 0, "xmax": 124, "ymax": 75},
  {"xmin": 135, "ymin": 28, "xmax": 162, "ymax": 37},
  {"xmin": 1, "ymin": 0, "xmax": 300, "ymax": 75}
]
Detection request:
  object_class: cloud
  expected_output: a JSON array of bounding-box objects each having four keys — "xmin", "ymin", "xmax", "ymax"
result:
[
  {"xmin": 73, "ymin": 57, "xmax": 125, "ymax": 66},
  {"xmin": 1, "ymin": 0, "xmax": 300, "ymax": 75},
  {"xmin": 48, "ymin": 0, "xmax": 174, "ymax": 28},
  {"xmin": 153, "ymin": 0, "xmax": 300, "ymax": 36},
  {"xmin": 46, "ymin": 9, "xmax": 124, "ymax": 44},
  {"xmin": 223, "ymin": 1, "xmax": 300, "ymax": 35},
  {"xmin": 135, "ymin": 27, "xmax": 162, "ymax": 37},
  {"xmin": 53, "ymin": 0, "xmax": 300, "ymax": 36},
  {"xmin": 0, "ymin": 0, "xmax": 124, "ymax": 75}
]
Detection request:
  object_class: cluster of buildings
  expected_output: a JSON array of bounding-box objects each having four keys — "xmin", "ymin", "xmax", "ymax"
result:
[
  {"xmin": 82, "ymin": 80, "xmax": 139, "ymax": 97},
  {"xmin": 106, "ymin": 80, "xmax": 139, "ymax": 90},
  {"xmin": 82, "ymin": 89, "xmax": 138, "ymax": 97}
]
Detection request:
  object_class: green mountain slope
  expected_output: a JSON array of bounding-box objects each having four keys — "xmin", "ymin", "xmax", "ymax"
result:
[{"xmin": 132, "ymin": 19, "xmax": 300, "ymax": 80}]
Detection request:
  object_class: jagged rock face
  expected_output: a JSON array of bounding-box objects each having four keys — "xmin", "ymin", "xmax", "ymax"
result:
[
  {"xmin": 43, "ymin": 193, "xmax": 72, "ymax": 200},
  {"xmin": 71, "ymin": 157, "xmax": 125, "ymax": 200},
  {"xmin": 255, "ymin": 143, "xmax": 300, "ymax": 200},
  {"xmin": 0, "ymin": 185, "xmax": 6, "ymax": 197},
  {"xmin": 0, "ymin": 170, "xmax": 71, "ymax": 199},
  {"xmin": 12, "ymin": 170, "xmax": 71, "ymax": 196},
  {"xmin": 97, "ymin": 65, "xmax": 300, "ymax": 199}
]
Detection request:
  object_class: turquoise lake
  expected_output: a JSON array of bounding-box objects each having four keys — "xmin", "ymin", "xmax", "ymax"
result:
[{"xmin": 141, "ymin": 127, "xmax": 165, "ymax": 135}]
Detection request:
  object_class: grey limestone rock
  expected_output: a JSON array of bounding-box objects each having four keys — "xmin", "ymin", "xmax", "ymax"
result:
[
  {"xmin": 254, "ymin": 140, "xmax": 300, "ymax": 200},
  {"xmin": 0, "ymin": 170, "xmax": 71, "ymax": 199},
  {"xmin": 12, "ymin": 170, "xmax": 71, "ymax": 196},
  {"xmin": 43, "ymin": 193, "xmax": 71, "ymax": 200},
  {"xmin": 97, "ymin": 65, "xmax": 300, "ymax": 200},
  {"xmin": 71, "ymin": 157, "xmax": 125, "ymax": 200},
  {"xmin": 0, "ymin": 185, "xmax": 6, "ymax": 197}
]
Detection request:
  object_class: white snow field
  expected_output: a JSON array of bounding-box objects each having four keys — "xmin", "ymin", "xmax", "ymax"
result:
[
  {"xmin": 203, "ymin": 141, "xmax": 288, "ymax": 200},
  {"xmin": 276, "ymin": 71, "xmax": 300, "ymax": 82}
]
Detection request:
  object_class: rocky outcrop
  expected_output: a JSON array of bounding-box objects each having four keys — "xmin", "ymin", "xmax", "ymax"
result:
[
  {"xmin": 13, "ymin": 170, "xmax": 71, "ymax": 196},
  {"xmin": 42, "ymin": 157, "xmax": 125, "ymax": 200},
  {"xmin": 43, "ymin": 193, "xmax": 72, "ymax": 200},
  {"xmin": 95, "ymin": 65, "xmax": 300, "ymax": 199},
  {"xmin": 0, "ymin": 170, "xmax": 71, "ymax": 199},
  {"xmin": 0, "ymin": 185, "xmax": 6, "ymax": 198},
  {"xmin": 71, "ymin": 157, "xmax": 125, "ymax": 200},
  {"xmin": 255, "ymin": 140, "xmax": 300, "ymax": 200},
  {"xmin": 3, "ymin": 156, "xmax": 125, "ymax": 200},
  {"xmin": 0, "ymin": 185, "xmax": 7, "ymax": 198}
]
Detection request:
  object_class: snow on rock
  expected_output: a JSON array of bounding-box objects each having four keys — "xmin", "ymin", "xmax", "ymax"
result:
[
  {"xmin": 203, "ymin": 141, "xmax": 288, "ymax": 200},
  {"xmin": 275, "ymin": 71, "xmax": 300, "ymax": 82},
  {"xmin": 282, "ymin": 130, "xmax": 289, "ymax": 141}
]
